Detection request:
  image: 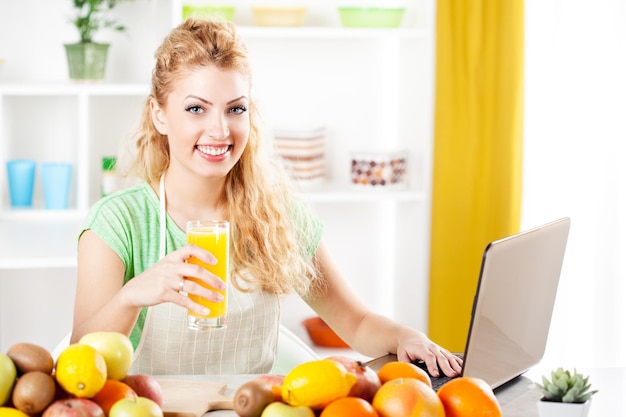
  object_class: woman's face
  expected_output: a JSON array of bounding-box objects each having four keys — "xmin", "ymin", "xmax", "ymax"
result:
[{"xmin": 151, "ymin": 65, "xmax": 250, "ymax": 181}]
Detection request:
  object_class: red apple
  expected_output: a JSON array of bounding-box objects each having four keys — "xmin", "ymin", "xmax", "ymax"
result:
[
  {"xmin": 109, "ymin": 397, "xmax": 163, "ymax": 417},
  {"xmin": 326, "ymin": 356, "xmax": 381, "ymax": 402},
  {"xmin": 42, "ymin": 398, "xmax": 105, "ymax": 417},
  {"xmin": 253, "ymin": 374, "xmax": 285, "ymax": 401},
  {"xmin": 122, "ymin": 375, "xmax": 163, "ymax": 407}
]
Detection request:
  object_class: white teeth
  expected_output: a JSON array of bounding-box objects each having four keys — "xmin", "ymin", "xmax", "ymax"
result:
[{"xmin": 197, "ymin": 145, "xmax": 229, "ymax": 156}]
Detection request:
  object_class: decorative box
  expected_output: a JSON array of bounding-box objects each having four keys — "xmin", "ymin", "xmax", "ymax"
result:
[{"xmin": 351, "ymin": 150, "xmax": 407, "ymax": 187}]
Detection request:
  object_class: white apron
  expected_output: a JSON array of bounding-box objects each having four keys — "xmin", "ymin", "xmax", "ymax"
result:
[{"xmin": 130, "ymin": 176, "xmax": 280, "ymax": 375}]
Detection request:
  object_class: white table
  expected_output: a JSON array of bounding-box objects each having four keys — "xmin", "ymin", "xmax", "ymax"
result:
[
  {"xmin": 183, "ymin": 367, "xmax": 625, "ymax": 417},
  {"xmin": 496, "ymin": 367, "xmax": 625, "ymax": 417}
]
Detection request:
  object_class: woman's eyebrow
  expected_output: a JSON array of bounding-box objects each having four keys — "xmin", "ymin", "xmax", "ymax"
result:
[{"xmin": 184, "ymin": 95, "xmax": 248, "ymax": 105}]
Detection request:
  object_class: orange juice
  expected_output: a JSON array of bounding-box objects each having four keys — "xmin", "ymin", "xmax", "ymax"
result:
[{"xmin": 186, "ymin": 220, "xmax": 229, "ymax": 329}]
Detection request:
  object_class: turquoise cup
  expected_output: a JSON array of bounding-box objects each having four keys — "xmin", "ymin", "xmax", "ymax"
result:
[
  {"xmin": 6, "ymin": 159, "xmax": 36, "ymax": 207},
  {"xmin": 41, "ymin": 162, "xmax": 72, "ymax": 209}
]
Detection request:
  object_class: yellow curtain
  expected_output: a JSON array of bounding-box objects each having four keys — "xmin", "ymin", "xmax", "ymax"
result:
[{"xmin": 428, "ymin": 1, "xmax": 525, "ymax": 352}]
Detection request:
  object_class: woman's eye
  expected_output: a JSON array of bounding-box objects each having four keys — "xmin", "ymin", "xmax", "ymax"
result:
[
  {"xmin": 186, "ymin": 105, "xmax": 203, "ymax": 114},
  {"xmin": 230, "ymin": 105, "xmax": 247, "ymax": 115}
]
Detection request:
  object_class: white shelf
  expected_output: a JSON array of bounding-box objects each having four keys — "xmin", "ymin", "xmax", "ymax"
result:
[
  {"xmin": 0, "ymin": 218, "xmax": 82, "ymax": 270},
  {"xmin": 0, "ymin": 209, "xmax": 87, "ymax": 221},
  {"xmin": 0, "ymin": 184, "xmax": 425, "ymax": 271},
  {"xmin": 0, "ymin": 82, "xmax": 149, "ymax": 96},
  {"xmin": 236, "ymin": 27, "xmax": 429, "ymax": 40},
  {"xmin": 300, "ymin": 185, "xmax": 425, "ymax": 203}
]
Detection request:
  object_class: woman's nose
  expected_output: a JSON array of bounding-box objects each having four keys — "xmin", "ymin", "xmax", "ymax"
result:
[{"xmin": 206, "ymin": 116, "xmax": 230, "ymax": 139}]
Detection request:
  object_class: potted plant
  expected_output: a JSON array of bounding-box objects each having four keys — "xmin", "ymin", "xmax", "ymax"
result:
[
  {"xmin": 65, "ymin": 0, "xmax": 131, "ymax": 81},
  {"xmin": 535, "ymin": 368, "xmax": 598, "ymax": 417}
]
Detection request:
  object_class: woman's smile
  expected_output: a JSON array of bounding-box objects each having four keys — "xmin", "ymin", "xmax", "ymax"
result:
[{"xmin": 196, "ymin": 144, "xmax": 232, "ymax": 157}]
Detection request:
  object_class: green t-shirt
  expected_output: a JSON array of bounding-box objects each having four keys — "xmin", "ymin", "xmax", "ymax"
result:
[{"xmin": 81, "ymin": 181, "xmax": 323, "ymax": 348}]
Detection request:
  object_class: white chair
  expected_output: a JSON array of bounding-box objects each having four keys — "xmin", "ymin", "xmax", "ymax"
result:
[
  {"xmin": 51, "ymin": 332, "xmax": 71, "ymax": 362},
  {"xmin": 51, "ymin": 324, "xmax": 318, "ymax": 374},
  {"xmin": 272, "ymin": 324, "xmax": 319, "ymax": 374}
]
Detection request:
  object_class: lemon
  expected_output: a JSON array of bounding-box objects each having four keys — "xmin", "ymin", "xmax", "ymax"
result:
[
  {"xmin": 281, "ymin": 359, "xmax": 357, "ymax": 409},
  {"xmin": 79, "ymin": 331, "xmax": 133, "ymax": 380},
  {"xmin": 55, "ymin": 344, "xmax": 107, "ymax": 398},
  {"xmin": 0, "ymin": 408, "xmax": 30, "ymax": 417}
]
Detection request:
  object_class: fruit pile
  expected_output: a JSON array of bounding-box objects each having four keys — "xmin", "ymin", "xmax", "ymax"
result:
[
  {"xmin": 0, "ymin": 332, "xmax": 163, "ymax": 417},
  {"xmin": 234, "ymin": 356, "xmax": 503, "ymax": 417}
]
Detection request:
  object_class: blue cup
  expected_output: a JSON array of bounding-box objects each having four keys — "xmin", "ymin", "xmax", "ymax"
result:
[
  {"xmin": 41, "ymin": 162, "xmax": 72, "ymax": 209},
  {"xmin": 6, "ymin": 159, "xmax": 36, "ymax": 207}
]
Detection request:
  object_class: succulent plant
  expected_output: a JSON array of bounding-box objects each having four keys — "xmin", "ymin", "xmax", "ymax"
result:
[{"xmin": 536, "ymin": 368, "xmax": 598, "ymax": 403}]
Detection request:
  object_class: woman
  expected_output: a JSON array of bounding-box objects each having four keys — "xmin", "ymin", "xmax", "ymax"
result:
[{"xmin": 71, "ymin": 18, "xmax": 463, "ymax": 377}]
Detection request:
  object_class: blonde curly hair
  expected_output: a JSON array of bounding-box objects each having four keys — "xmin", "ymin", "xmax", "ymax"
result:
[{"xmin": 121, "ymin": 18, "xmax": 321, "ymax": 296}]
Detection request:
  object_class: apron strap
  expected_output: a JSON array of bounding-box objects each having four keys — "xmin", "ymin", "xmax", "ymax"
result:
[
  {"xmin": 130, "ymin": 174, "xmax": 167, "ymax": 371},
  {"xmin": 159, "ymin": 175, "xmax": 166, "ymax": 260}
]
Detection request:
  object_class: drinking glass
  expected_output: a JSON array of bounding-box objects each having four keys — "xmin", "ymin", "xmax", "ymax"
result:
[{"xmin": 186, "ymin": 220, "xmax": 229, "ymax": 330}]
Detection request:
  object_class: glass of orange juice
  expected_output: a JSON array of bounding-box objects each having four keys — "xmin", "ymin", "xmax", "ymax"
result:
[{"xmin": 186, "ymin": 220, "xmax": 229, "ymax": 330}]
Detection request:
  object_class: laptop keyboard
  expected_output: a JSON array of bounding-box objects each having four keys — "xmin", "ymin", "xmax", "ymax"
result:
[{"xmin": 413, "ymin": 356, "xmax": 463, "ymax": 391}]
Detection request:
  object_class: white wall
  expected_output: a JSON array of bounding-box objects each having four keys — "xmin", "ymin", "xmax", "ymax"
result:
[
  {"xmin": 0, "ymin": 268, "xmax": 76, "ymax": 353},
  {"xmin": 523, "ymin": 0, "xmax": 626, "ymax": 368}
]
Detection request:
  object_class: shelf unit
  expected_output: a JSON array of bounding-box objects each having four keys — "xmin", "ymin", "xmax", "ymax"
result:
[
  {"xmin": 0, "ymin": 0, "xmax": 434, "ymax": 352},
  {"xmin": 0, "ymin": 83, "xmax": 149, "ymax": 214}
]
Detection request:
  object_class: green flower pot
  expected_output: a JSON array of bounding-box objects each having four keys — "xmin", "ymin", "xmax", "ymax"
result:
[{"xmin": 64, "ymin": 43, "xmax": 110, "ymax": 81}]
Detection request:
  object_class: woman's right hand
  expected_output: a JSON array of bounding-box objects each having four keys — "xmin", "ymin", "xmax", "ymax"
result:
[
  {"xmin": 73, "ymin": 231, "xmax": 228, "ymax": 341},
  {"xmin": 120, "ymin": 244, "xmax": 227, "ymax": 316}
]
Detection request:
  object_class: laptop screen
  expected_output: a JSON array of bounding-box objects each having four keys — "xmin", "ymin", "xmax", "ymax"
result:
[{"xmin": 462, "ymin": 217, "xmax": 571, "ymax": 388}]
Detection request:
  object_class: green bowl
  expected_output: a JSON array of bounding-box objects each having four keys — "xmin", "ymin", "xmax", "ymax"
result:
[
  {"xmin": 182, "ymin": 5, "xmax": 236, "ymax": 21},
  {"xmin": 338, "ymin": 7, "xmax": 406, "ymax": 28}
]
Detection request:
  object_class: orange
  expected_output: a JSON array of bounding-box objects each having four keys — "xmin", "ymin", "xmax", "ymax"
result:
[
  {"xmin": 377, "ymin": 361, "xmax": 432, "ymax": 388},
  {"xmin": 437, "ymin": 377, "xmax": 502, "ymax": 417},
  {"xmin": 320, "ymin": 397, "xmax": 379, "ymax": 417},
  {"xmin": 91, "ymin": 379, "xmax": 137, "ymax": 415},
  {"xmin": 372, "ymin": 378, "xmax": 444, "ymax": 417}
]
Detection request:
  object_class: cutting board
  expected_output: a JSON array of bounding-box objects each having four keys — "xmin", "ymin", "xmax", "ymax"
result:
[{"xmin": 155, "ymin": 378, "xmax": 234, "ymax": 417}]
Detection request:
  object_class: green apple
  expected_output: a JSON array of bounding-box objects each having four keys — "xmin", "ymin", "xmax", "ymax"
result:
[
  {"xmin": 79, "ymin": 332, "xmax": 133, "ymax": 381},
  {"xmin": 109, "ymin": 397, "xmax": 162, "ymax": 417},
  {"xmin": 260, "ymin": 402, "xmax": 314, "ymax": 417},
  {"xmin": 0, "ymin": 353, "xmax": 17, "ymax": 406}
]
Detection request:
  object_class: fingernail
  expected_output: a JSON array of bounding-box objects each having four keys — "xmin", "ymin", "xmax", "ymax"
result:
[{"xmin": 201, "ymin": 308, "xmax": 210, "ymax": 315}]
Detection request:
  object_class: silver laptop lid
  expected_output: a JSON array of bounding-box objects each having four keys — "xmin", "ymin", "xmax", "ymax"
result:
[{"xmin": 462, "ymin": 217, "xmax": 571, "ymax": 389}]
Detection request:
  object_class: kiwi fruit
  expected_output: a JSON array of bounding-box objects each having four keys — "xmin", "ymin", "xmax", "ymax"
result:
[
  {"xmin": 233, "ymin": 379, "xmax": 275, "ymax": 417},
  {"xmin": 6, "ymin": 343, "xmax": 54, "ymax": 375},
  {"xmin": 12, "ymin": 371, "xmax": 56, "ymax": 415}
]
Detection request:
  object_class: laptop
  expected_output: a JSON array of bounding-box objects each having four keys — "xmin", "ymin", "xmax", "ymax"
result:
[{"xmin": 365, "ymin": 217, "xmax": 571, "ymax": 391}]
